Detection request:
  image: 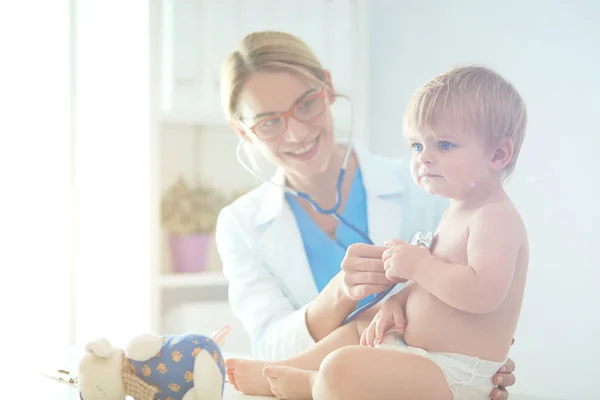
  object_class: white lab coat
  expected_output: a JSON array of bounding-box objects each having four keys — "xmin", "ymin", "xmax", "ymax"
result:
[{"xmin": 214, "ymin": 147, "xmax": 448, "ymax": 360}]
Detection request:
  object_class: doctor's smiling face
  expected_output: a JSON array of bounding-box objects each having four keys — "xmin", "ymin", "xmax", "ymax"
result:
[
  {"xmin": 220, "ymin": 31, "xmax": 340, "ymax": 182},
  {"xmin": 234, "ymin": 70, "xmax": 337, "ymax": 178}
]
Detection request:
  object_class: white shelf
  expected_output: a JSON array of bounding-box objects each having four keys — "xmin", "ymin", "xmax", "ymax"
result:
[
  {"xmin": 159, "ymin": 111, "xmax": 228, "ymax": 127},
  {"xmin": 158, "ymin": 271, "xmax": 228, "ymax": 289}
]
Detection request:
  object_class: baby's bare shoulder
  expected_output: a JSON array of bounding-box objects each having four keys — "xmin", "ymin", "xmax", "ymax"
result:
[
  {"xmin": 472, "ymin": 201, "xmax": 526, "ymax": 237},
  {"xmin": 474, "ymin": 200, "xmax": 521, "ymax": 218}
]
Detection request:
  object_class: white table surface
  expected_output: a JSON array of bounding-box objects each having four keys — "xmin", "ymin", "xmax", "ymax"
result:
[
  {"xmin": 32, "ymin": 378, "xmax": 271, "ymax": 400},
  {"xmin": 33, "ymin": 347, "xmax": 272, "ymax": 400},
  {"xmin": 33, "ymin": 348, "xmax": 557, "ymax": 400},
  {"xmin": 28, "ymin": 346, "xmax": 555, "ymax": 400},
  {"xmin": 32, "ymin": 378, "xmax": 271, "ymax": 399}
]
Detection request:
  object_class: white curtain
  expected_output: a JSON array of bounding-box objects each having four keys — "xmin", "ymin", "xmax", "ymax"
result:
[
  {"xmin": 72, "ymin": 0, "xmax": 154, "ymax": 348},
  {"xmin": 0, "ymin": 1, "xmax": 154, "ymax": 379}
]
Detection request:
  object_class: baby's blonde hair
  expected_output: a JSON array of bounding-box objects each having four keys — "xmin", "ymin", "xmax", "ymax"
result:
[
  {"xmin": 403, "ymin": 65, "xmax": 527, "ymax": 177},
  {"xmin": 221, "ymin": 31, "xmax": 327, "ymax": 121}
]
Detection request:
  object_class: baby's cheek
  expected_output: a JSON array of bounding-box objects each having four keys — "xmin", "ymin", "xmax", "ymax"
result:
[
  {"xmin": 409, "ymin": 157, "xmax": 418, "ymax": 170},
  {"xmin": 409, "ymin": 163, "xmax": 420, "ymax": 182}
]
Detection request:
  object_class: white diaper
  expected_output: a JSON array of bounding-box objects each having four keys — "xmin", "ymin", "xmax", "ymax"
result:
[{"xmin": 377, "ymin": 335, "xmax": 506, "ymax": 400}]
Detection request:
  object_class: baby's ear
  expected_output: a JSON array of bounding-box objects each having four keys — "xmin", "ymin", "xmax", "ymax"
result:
[
  {"xmin": 490, "ymin": 139, "xmax": 514, "ymax": 171},
  {"xmin": 85, "ymin": 338, "xmax": 114, "ymax": 358}
]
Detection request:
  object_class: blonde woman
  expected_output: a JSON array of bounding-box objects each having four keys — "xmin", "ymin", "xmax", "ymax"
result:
[{"xmin": 215, "ymin": 31, "xmax": 516, "ymax": 399}]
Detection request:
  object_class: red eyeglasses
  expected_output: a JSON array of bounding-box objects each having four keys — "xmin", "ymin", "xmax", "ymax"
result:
[{"xmin": 242, "ymin": 89, "xmax": 328, "ymax": 141}]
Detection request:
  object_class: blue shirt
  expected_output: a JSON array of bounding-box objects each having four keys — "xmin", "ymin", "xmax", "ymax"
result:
[{"xmin": 286, "ymin": 167, "xmax": 373, "ymax": 307}]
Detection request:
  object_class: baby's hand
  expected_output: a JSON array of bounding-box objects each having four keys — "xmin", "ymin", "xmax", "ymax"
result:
[
  {"xmin": 382, "ymin": 239, "xmax": 431, "ymax": 281},
  {"xmin": 360, "ymin": 298, "xmax": 406, "ymax": 347}
]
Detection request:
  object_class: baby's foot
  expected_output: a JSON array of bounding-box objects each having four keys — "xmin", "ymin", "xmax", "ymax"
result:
[
  {"xmin": 262, "ymin": 365, "xmax": 317, "ymax": 400},
  {"xmin": 225, "ymin": 358, "xmax": 273, "ymax": 396}
]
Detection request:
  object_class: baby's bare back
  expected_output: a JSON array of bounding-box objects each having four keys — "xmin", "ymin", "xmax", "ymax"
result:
[{"xmin": 403, "ymin": 202, "xmax": 529, "ymax": 362}]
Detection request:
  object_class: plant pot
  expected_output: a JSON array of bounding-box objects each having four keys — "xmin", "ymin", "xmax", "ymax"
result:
[{"xmin": 169, "ymin": 233, "xmax": 212, "ymax": 273}]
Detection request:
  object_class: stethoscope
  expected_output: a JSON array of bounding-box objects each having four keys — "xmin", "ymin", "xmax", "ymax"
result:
[
  {"xmin": 235, "ymin": 93, "xmax": 433, "ymax": 324},
  {"xmin": 236, "ymin": 94, "xmax": 372, "ymax": 242},
  {"xmin": 237, "ymin": 135, "xmax": 372, "ymax": 245}
]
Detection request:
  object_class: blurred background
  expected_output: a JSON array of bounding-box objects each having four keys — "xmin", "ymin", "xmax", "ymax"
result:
[{"xmin": 1, "ymin": 1, "xmax": 598, "ymax": 399}]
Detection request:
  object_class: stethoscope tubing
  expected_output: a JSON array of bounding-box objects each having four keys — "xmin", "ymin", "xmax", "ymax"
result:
[{"xmin": 234, "ymin": 94, "xmax": 432, "ymax": 325}]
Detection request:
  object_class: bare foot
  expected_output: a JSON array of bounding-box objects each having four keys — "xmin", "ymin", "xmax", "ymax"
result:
[
  {"xmin": 262, "ymin": 366, "xmax": 317, "ymax": 400},
  {"xmin": 225, "ymin": 358, "xmax": 274, "ymax": 396}
]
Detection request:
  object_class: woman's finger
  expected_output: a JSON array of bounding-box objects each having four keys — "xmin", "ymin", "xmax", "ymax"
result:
[
  {"xmin": 383, "ymin": 238, "xmax": 404, "ymax": 247},
  {"xmin": 502, "ymin": 358, "xmax": 515, "ymax": 373},
  {"xmin": 342, "ymin": 257, "xmax": 385, "ymax": 273},
  {"xmin": 494, "ymin": 372, "xmax": 516, "ymax": 387},
  {"xmin": 491, "ymin": 386, "xmax": 508, "ymax": 400},
  {"xmin": 348, "ymin": 283, "xmax": 392, "ymax": 300},
  {"xmin": 344, "ymin": 270, "xmax": 390, "ymax": 285},
  {"xmin": 347, "ymin": 243, "xmax": 388, "ymax": 258}
]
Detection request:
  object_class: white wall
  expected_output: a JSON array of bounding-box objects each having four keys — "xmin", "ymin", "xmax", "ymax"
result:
[{"xmin": 367, "ymin": 1, "xmax": 600, "ymax": 399}]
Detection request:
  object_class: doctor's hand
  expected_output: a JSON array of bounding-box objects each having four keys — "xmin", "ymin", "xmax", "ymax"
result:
[
  {"xmin": 490, "ymin": 340, "xmax": 517, "ymax": 400},
  {"xmin": 340, "ymin": 243, "xmax": 399, "ymax": 301}
]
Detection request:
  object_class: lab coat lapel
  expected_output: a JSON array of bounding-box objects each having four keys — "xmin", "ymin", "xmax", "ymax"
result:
[
  {"xmin": 367, "ymin": 193, "xmax": 404, "ymax": 246},
  {"xmin": 355, "ymin": 148, "xmax": 406, "ymax": 246},
  {"xmin": 252, "ymin": 148, "xmax": 406, "ymax": 307},
  {"xmin": 254, "ymin": 169, "xmax": 318, "ymax": 308}
]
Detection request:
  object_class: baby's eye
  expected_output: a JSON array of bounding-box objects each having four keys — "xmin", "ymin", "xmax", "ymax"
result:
[
  {"xmin": 438, "ymin": 141, "xmax": 454, "ymax": 150},
  {"xmin": 412, "ymin": 143, "xmax": 423, "ymax": 152}
]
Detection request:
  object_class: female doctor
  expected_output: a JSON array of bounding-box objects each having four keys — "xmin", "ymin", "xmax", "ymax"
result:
[{"xmin": 214, "ymin": 31, "xmax": 516, "ymax": 399}]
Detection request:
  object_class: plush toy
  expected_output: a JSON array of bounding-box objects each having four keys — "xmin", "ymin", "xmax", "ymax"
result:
[{"xmin": 77, "ymin": 325, "xmax": 231, "ymax": 400}]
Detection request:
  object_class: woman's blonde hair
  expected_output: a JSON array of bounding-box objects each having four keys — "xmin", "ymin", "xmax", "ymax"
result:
[
  {"xmin": 403, "ymin": 65, "xmax": 527, "ymax": 177},
  {"xmin": 221, "ymin": 31, "xmax": 327, "ymax": 121}
]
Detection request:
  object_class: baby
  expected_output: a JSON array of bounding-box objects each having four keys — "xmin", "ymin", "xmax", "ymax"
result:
[{"xmin": 226, "ymin": 65, "xmax": 529, "ymax": 400}]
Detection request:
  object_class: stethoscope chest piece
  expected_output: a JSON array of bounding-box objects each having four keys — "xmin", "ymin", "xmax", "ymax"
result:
[{"xmin": 411, "ymin": 231, "xmax": 434, "ymax": 250}]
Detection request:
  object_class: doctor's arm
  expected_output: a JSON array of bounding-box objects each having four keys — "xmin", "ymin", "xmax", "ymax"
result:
[
  {"xmin": 215, "ymin": 208, "xmax": 314, "ymax": 360},
  {"xmin": 215, "ymin": 207, "xmax": 378, "ymax": 360},
  {"xmin": 308, "ymin": 243, "xmax": 393, "ymax": 341}
]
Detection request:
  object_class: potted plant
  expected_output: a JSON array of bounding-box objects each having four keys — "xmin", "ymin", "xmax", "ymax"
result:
[{"xmin": 161, "ymin": 176, "xmax": 225, "ymax": 274}]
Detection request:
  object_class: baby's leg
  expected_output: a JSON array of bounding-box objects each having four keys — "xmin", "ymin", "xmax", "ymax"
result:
[
  {"xmin": 227, "ymin": 305, "xmax": 378, "ymax": 396},
  {"xmin": 309, "ymin": 345, "xmax": 453, "ymax": 400}
]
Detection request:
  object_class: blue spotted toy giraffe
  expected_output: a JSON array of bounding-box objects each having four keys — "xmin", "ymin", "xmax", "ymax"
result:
[{"xmin": 77, "ymin": 326, "xmax": 231, "ymax": 400}]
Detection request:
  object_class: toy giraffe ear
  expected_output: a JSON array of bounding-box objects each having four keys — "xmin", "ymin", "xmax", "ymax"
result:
[
  {"xmin": 126, "ymin": 333, "xmax": 163, "ymax": 362},
  {"xmin": 85, "ymin": 338, "xmax": 114, "ymax": 358}
]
